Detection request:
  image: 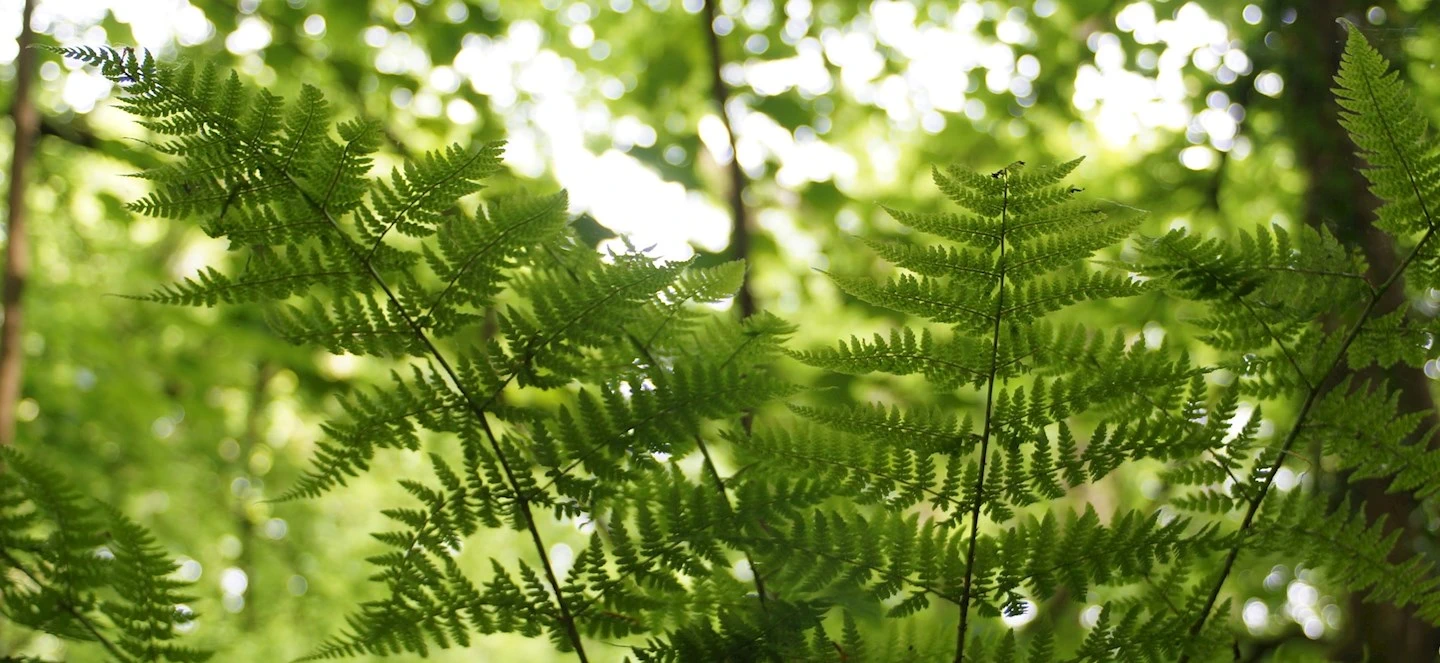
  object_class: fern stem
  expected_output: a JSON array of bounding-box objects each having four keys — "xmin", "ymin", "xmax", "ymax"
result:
[
  {"xmin": 356, "ymin": 237, "xmax": 591, "ymax": 662},
  {"xmin": 1180, "ymin": 29, "xmax": 1440, "ymax": 653},
  {"xmin": 570, "ymin": 491, "xmax": 804, "ymax": 619},
  {"xmin": 1257, "ymin": 265, "xmax": 1377, "ymax": 295},
  {"xmin": 361, "ymin": 249, "xmax": 591, "ymax": 660},
  {"xmin": 377, "ymin": 260, "xmax": 590, "ymax": 660},
  {"xmin": 361, "ymin": 145, "xmax": 496, "ymax": 264},
  {"xmin": 695, "ymin": 438, "xmax": 770, "ymax": 607},
  {"xmin": 955, "ymin": 172, "xmax": 1009, "ymax": 663},
  {"xmin": 1352, "ymin": 30, "xmax": 1438, "ymax": 235},
  {"xmin": 545, "ymin": 244, "xmax": 775, "ymax": 625},
  {"xmin": 535, "ymin": 242, "xmax": 774, "ymax": 613},
  {"xmin": 1178, "ymin": 224, "xmax": 1437, "ymax": 661},
  {"xmin": 623, "ymin": 317, "xmax": 772, "ymax": 611}
]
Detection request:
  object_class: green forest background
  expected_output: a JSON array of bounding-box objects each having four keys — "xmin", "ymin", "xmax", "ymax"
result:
[{"xmin": 4, "ymin": 0, "xmax": 1440, "ymax": 660}]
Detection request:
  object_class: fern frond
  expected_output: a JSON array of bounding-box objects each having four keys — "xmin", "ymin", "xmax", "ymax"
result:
[
  {"xmin": 789, "ymin": 326, "xmax": 990, "ymax": 389},
  {"xmin": 774, "ymin": 158, "xmax": 1200, "ymax": 661},
  {"xmin": 1253, "ymin": 491, "xmax": 1440, "ymax": 624},
  {"xmin": 73, "ymin": 45, "xmax": 799, "ymax": 659},
  {"xmin": 0, "ymin": 447, "xmax": 208, "ymax": 662},
  {"xmin": 1333, "ymin": 20, "xmax": 1440, "ymax": 237},
  {"xmin": 100, "ymin": 509, "xmax": 211, "ymax": 663},
  {"xmin": 1307, "ymin": 378, "xmax": 1440, "ymax": 498},
  {"xmin": 420, "ymin": 191, "xmax": 570, "ymax": 334},
  {"xmin": 1157, "ymin": 28, "xmax": 1440, "ymax": 662}
]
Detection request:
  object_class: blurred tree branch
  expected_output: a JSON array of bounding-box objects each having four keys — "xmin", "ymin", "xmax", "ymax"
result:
[{"xmin": 702, "ymin": 0, "xmax": 754, "ymax": 318}]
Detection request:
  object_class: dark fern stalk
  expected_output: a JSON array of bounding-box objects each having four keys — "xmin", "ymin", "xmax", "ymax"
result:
[
  {"xmin": 1137, "ymin": 24, "xmax": 1440, "ymax": 661},
  {"xmin": 955, "ymin": 163, "xmax": 1016, "ymax": 663},
  {"xmin": 538, "ymin": 241, "xmax": 777, "ymax": 616},
  {"xmin": 626, "ymin": 332, "xmax": 774, "ymax": 612}
]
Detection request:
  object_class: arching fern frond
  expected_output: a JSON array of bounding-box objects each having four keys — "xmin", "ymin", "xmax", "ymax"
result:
[
  {"xmin": 1134, "ymin": 25, "xmax": 1440, "ymax": 662},
  {"xmin": 63, "ymin": 45, "xmax": 796, "ymax": 661}
]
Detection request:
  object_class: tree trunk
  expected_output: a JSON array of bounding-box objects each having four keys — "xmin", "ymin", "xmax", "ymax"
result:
[
  {"xmin": 0, "ymin": 0, "xmax": 39, "ymax": 447},
  {"xmin": 701, "ymin": 0, "xmax": 755, "ymax": 319}
]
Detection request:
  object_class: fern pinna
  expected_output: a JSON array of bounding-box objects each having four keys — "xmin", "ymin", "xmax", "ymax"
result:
[
  {"xmin": 760, "ymin": 155, "xmax": 1239, "ymax": 661},
  {"xmin": 0, "ymin": 447, "xmax": 209, "ymax": 662},
  {"xmin": 1133, "ymin": 23, "xmax": 1440, "ymax": 661},
  {"xmin": 57, "ymin": 46, "xmax": 795, "ymax": 660}
]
